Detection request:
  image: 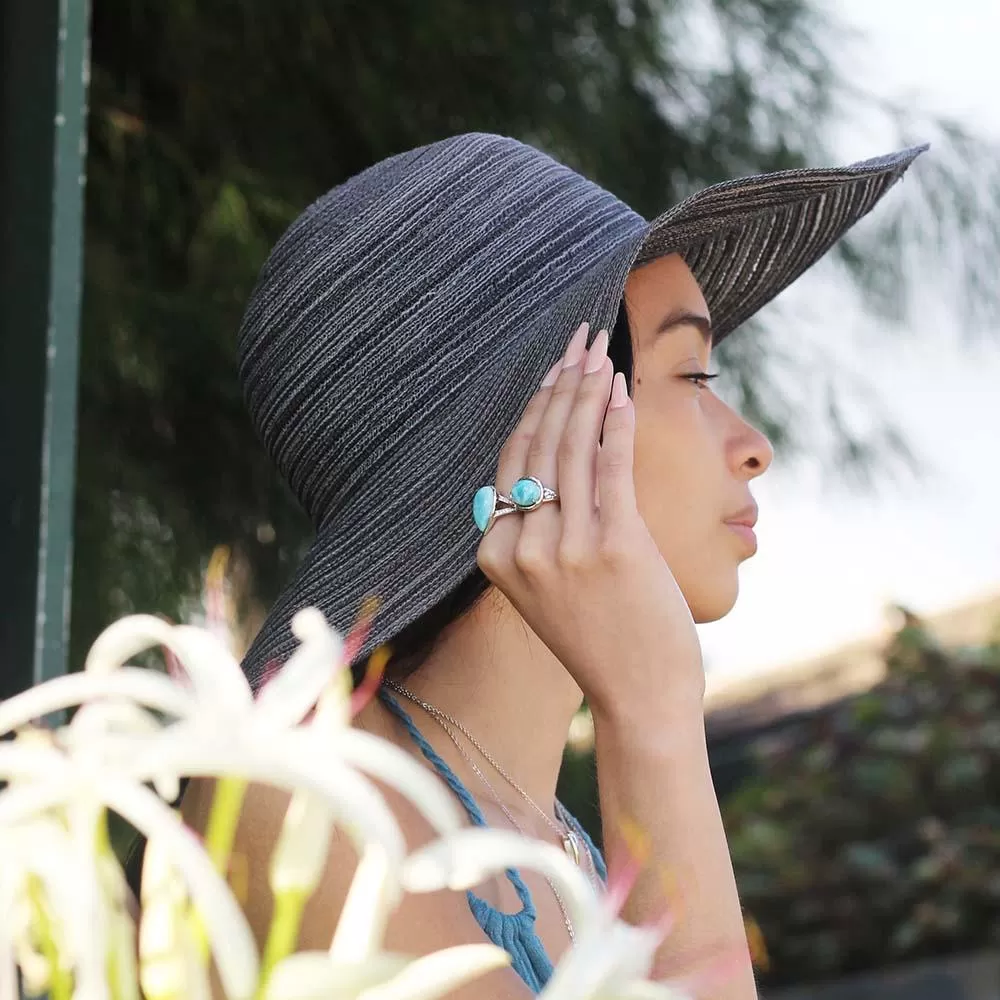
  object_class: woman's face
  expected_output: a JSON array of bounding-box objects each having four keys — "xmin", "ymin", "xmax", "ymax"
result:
[{"xmin": 625, "ymin": 254, "xmax": 773, "ymax": 623}]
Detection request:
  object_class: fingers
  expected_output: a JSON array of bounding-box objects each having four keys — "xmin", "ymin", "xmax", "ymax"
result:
[
  {"xmin": 597, "ymin": 372, "xmax": 638, "ymax": 527},
  {"xmin": 479, "ymin": 317, "xmax": 637, "ymax": 585},
  {"xmin": 558, "ymin": 330, "xmax": 613, "ymax": 541},
  {"xmin": 481, "ymin": 322, "xmax": 589, "ymax": 560},
  {"xmin": 494, "ymin": 321, "xmax": 589, "ymax": 493}
]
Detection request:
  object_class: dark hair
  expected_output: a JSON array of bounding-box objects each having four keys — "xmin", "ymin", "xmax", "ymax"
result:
[{"xmin": 379, "ymin": 570, "xmax": 491, "ymax": 683}]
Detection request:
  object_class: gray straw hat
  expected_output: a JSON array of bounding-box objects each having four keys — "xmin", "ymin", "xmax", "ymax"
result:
[{"xmin": 237, "ymin": 131, "xmax": 926, "ymax": 688}]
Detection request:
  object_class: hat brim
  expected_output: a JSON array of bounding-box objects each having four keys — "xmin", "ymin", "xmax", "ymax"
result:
[{"xmin": 634, "ymin": 145, "xmax": 928, "ymax": 342}]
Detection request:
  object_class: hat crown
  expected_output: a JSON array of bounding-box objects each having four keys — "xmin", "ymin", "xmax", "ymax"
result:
[{"xmin": 237, "ymin": 132, "xmax": 642, "ymax": 526}]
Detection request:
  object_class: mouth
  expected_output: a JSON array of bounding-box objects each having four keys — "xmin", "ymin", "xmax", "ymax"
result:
[
  {"xmin": 724, "ymin": 502, "xmax": 759, "ymax": 553},
  {"xmin": 724, "ymin": 521, "xmax": 758, "ymax": 552}
]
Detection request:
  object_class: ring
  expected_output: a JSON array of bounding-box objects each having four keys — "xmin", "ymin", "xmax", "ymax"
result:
[
  {"xmin": 472, "ymin": 478, "xmax": 560, "ymax": 534},
  {"xmin": 509, "ymin": 476, "xmax": 559, "ymax": 512},
  {"xmin": 472, "ymin": 485, "xmax": 519, "ymax": 534}
]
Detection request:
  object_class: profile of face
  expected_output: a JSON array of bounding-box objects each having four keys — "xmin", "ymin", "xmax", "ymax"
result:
[{"xmin": 624, "ymin": 254, "xmax": 774, "ymax": 623}]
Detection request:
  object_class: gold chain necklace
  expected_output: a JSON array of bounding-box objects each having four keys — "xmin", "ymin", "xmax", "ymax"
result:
[
  {"xmin": 412, "ymin": 707, "xmax": 578, "ymax": 940},
  {"xmin": 385, "ymin": 681, "xmax": 586, "ymax": 863},
  {"xmin": 385, "ymin": 681, "xmax": 603, "ymax": 942}
]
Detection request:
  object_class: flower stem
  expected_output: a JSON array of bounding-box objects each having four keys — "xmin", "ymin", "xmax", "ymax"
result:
[
  {"xmin": 203, "ymin": 776, "xmax": 248, "ymax": 870},
  {"xmin": 191, "ymin": 776, "xmax": 248, "ymax": 962},
  {"xmin": 256, "ymin": 887, "xmax": 309, "ymax": 999},
  {"xmin": 26, "ymin": 875, "xmax": 73, "ymax": 1000}
]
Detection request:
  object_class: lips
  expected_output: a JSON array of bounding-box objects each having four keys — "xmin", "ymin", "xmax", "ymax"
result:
[
  {"xmin": 724, "ymin": 502, "xmax": 759, "ymax": 552},
  {"xmin": 724, "ymin": 502, "xmax": 758, "ymax": 530},
  {"xmin": 725, "ymin": 522, "xmax": 758, "ymax": 551}
]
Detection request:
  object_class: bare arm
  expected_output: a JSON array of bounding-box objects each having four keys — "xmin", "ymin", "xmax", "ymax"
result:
[
  {"xmin": 474, "ymin": 328, "xmax": 758, "ymax": 997},
  {"xmin": 180, "ymin": 776, "xmax": 533, "ymax": 1000},
  {"xmin": 593, "ymin": 694, "xmax": 756, "ymax": 995}
]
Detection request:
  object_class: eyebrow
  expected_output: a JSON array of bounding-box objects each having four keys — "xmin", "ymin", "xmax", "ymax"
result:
[{"xmin": 654, "ymin": 308, "xmax": 713, "ymax": 345}]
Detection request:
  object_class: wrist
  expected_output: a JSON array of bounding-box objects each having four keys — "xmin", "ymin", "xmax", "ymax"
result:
[{"xmin": 590, "ymin": 685, "xmax": 706, "ymax": 745}]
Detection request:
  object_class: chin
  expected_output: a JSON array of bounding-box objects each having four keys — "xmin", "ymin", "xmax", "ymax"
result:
[{"xmin": 685, "ymin": 575, "xmax": 740, "ymax": 624}]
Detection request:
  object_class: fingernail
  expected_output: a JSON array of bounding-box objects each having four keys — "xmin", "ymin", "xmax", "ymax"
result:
[
  {"xmin": 584, "ymin": 329, "xmax": 609, "ymax": 373},
  {"xmin": 541, "ymin": 359, "xmax": 562, "ymax": 387},
  {"xmin": 609, "ymin": 371, "xmax": 629, "ymax": 408},
  {"xmin": 563, "ymin": 321, "xmax": 590, "ymax": 368}
]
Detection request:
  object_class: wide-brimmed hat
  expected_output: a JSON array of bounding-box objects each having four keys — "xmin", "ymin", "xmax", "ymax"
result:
[{"xmin": 236, "ymin": 131, "xmax": 925, "ymax": 688}]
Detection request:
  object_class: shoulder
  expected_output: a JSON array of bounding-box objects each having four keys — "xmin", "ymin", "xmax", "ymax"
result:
[{"xmin": 180, "ymin": 767, "xmax": 530, "ymax": 997}]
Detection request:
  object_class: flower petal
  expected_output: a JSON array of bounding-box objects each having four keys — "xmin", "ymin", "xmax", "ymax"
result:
[
  {"xmin": 263, "ymin": 951, "xmax": 408, "ymax": 1000},
  {"xmin": 99, "ymin": 777, "xmax": 259, "ymax": 1000},
  {"xmin": 269, "ymin": 791, "xmax": 337, "ymax": 895},
  {"xmin": 360, "ymin": 944, "xmax": 511, "ymax": 1000},
  {"xmin": 329, "ymin": 846, "xmax": 399, "ymax": 963},
  {"xmin": 140, "ymin": 836, "xmax": 212, "ymax": 1000},
  {"xmin": 538, "ymin": 919, "xmax": 663, "ymax": 1000},
  {"xmin": 402, "ymin": 829, "xmax": 598, "ymax": 933},
  {"xmin": 144, "ymin": 736, "xmax": 407, "ymax": 863},
  {"xmin": 332, "ymin": 731, "xmax": 462, "ymax": 834},
  {"xmin": 253, "ymin": 609, "xmax": 344, "ymax": 730},
  {"xmin": 0, "ymin": 669, "xmax": 194, "ymax": 737},
  {"xmin": 0, "ymin": 777, "xmax": 74, "ymax": 828},
  {"xmin": 84, "ymin": 614, "xmax": 178, "ymax": 674},
  {"xmin": 166, "ymin": 626, "xmax": 253, "ymax": 711}
]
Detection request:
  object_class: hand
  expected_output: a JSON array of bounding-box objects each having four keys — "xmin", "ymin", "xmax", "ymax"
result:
[{"xmin": 476, "ymin": 321, "xmax": 704, "ymax": 722}]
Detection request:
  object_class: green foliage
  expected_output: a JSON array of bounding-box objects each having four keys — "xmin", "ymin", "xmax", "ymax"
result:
[
  {"xmin": 76, "ymin": 1, "xmax": 1000, "ymax": 663},
  {"xmin": 722, "ymin": 620, "xmax": 1000, "ymax": 986}
]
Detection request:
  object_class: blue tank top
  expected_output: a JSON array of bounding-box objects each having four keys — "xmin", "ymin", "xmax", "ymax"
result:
[{"xmin": 379, "ymin": 690, "xmax": 607, "ymax": 994}]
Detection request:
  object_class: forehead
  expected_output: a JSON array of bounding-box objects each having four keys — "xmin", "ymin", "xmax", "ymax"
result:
[
  {"xmin": 624, "ymin": 254, "xmax": 712, "ymax": 342},
  {"xmin": 625, "ymin": 254, "xmax": 709, "ymax": 315}
]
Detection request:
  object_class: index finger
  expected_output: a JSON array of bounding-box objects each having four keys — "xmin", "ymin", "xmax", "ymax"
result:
[{"xmin": 494, "ymin": 322, "xmax": 589, "ymax": 491}]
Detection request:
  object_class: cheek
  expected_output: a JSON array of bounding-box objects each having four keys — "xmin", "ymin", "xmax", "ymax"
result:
[{"xmin": 631, "ymin": 395, "xmax": 713, "ymax": 533}]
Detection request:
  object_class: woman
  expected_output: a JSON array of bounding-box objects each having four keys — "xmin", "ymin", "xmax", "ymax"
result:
[{"xmin": 180, "ymin": 132, "xmax": 925, "ymax": 997}]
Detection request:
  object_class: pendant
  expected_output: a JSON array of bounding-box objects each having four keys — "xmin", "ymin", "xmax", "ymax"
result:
[{"xmin": 563, "ymin": 830, "xmax": 581, "ymax": 865}]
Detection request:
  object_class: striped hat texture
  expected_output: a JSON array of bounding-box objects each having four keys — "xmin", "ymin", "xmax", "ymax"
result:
[{"xmin": 237, "ymin": 132, "xmax": 926, "ymax": 688}]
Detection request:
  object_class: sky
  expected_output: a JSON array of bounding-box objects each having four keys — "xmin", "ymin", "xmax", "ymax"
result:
[{"xmin": 697, "ymin": 0, "xmax": 1000, "ymax": 679}]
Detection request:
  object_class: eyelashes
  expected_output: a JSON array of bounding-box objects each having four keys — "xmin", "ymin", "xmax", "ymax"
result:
[{"xmin": 680, "ymin": 372, "xmax": 720, "ymax": 390}]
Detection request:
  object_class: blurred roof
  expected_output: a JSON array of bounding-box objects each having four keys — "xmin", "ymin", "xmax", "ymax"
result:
[{"xmin": 704, "ymin": 589, "xmax": 1000, "ymax": 739}]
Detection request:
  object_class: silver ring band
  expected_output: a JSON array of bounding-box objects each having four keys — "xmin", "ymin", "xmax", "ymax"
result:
[{"xmin": 474, "ymin": 478, "xmax": 560, "ymax": 534}]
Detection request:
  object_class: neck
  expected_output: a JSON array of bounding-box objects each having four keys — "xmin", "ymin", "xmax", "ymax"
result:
[{"xmin": 378, "ymin": 587, "xmax": 582, "ymax": 820}]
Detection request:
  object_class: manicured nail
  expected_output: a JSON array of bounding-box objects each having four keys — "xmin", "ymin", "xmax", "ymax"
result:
[
  {"xmin": 563, "ymin": 321, "xmax": 590, "ymax": 368},
  {"xmin": 541, "ymin": 359, "xmax": 562, "ymax": 387},
  {"xmin": 584, "ymin": 329, "xmax": 609, "ymax": 374},
  {"xmin": 609, "ymin": 371, "xmax": 629, "ymax": 408}
]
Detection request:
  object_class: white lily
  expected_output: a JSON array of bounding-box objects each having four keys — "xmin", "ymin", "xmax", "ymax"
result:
[
  {"xmin": 262, "ymin": 944, "xmax": 511, "ymax": 1000},
  {"xmin": 139, "ymin": 834, "xmax": 211, "ymax": 1000},
  {"xmin": 2, "ymin": 608, "xmax": 461, "ymax": 893},
  {"xmin": 86, "ymin": 609, "xmax": 460, "ymax": 839},
  {"xmin": 0, "ymin": 734, "xmax": 259, "ymax": 1000},
  {"xmin": 0, "ymin": 608, "xmax": 468, "ymax": 999},
  {"xmin": 0, "ymin": 800, "xmax": 142, "ymax": 1000}
]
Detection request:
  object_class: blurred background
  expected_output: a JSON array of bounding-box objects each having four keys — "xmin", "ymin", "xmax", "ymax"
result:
[{"xmin": 3, "ymin": 0, "xmax": 1000, "ymax": 995}]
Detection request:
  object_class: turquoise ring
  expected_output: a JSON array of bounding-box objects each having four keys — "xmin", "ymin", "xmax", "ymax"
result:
[
  {"xmin": 472, "ymin": 478, "xmax": 560, "ymax": 534},
  {"xmin": 509, "ymin": 476, "xmax": 558, "ymax": 512},
  {"xmin": 472, "ymin": 486, "xmax": 517, "ymax": 534}
]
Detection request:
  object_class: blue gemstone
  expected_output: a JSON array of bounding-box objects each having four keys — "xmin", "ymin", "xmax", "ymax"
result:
[
  {"xmin": 511, "ymin": 477, "xmax": 543, "ymax": 508},
  {"xmin": 473, "ymin": 486, "xmax": 497, "ymax": 532}
]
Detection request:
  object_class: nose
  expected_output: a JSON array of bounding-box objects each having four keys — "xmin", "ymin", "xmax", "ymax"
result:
[{"xmin": 728, "ymin": 412, "xmax": 773, "ymax": 481}]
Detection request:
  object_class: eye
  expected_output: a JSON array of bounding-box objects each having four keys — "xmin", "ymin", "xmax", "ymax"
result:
[{"xmin": 680, "ymin": 371, "xmax": 720, "ymax": 390}]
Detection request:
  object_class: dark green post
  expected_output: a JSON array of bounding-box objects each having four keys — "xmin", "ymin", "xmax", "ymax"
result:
[{"xmin": 0, "ymin": 0, "xmax": 91, "ymax": 706}]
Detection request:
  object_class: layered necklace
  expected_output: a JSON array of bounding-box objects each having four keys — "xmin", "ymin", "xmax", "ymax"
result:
[{"xmin": 384, "ymin": 680, "xmax": 601, "ymax": 941}]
